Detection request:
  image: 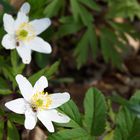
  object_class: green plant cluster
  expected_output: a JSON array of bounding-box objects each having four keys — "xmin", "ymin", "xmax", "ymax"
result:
[
  {"xmin": 0, "ymin": 0, "xmax": 140, "ymax": 140},
  {"xmin": 1, "ymin": 87, "xmax": 140, "ymax": 140},
  {"xmin": 27, "ymin": 0, "xmax": 140, "ymax": 69},
  {"xmin": 1, "ymin": 0, "xmax": 140, "ymax": 69}
]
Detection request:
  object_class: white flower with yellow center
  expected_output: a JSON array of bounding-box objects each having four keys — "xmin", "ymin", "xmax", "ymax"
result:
[
  {"xmin": 2, "ymin": 2, "xmax": 52, "ymax": 64},
  {"xmin": 5, "ymin": 74, "xmax": 70, "ymax": 132}
]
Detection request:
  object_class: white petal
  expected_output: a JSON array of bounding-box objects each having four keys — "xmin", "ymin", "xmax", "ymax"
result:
[
  {"xmin": 29, "ymin": 18, "xmax": 51, "ymax": 35},
  {"xmin": 37, "ymin": 111, "xmax": 54, "ymax": 132},
  {"xmin": 2, "ymin": 34, "xmax": 16, "ymax": 49},
  {"xmin": 34, "ymin": 76, "xmax": 48, "ymax": 93},
  {"xmin": 24, "ymin": 110, "xmax": 37, "ymax": 130},
  {"xmin": 16, "ymin": 44, "xmax": 32, "ymax": 64},
  {"xmin": 49, "ymin": 92, "xmax": 70, "ymax": 109},
  {"xmin": 27, "ymin": 37, "xmax": 52, "ymax": 54},
  {"xmin": 15, "ymin": 12, "xmax": 29, "ymax": 29},
  {"xmin": 16, "ymin": 74, "xmax": 33, "ymax": 102},
  {"xmin": 3, "ymin": 13, "xmax": 15, "ymax": 34},
  {"xmin": 5, "ymin": 98, "xmax": 26, "ymax": 114},
  {"xmin": 20, "ymin": 2, "xmax": 30, "ymax": 14},
  {"xmin": 45, "ymin": 109, "xmax": 70, "ymax": 123}
]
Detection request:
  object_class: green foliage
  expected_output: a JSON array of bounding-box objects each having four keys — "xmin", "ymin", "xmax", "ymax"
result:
[
  {"xmin": 48, "ymin": 88, "xmax": 107, "ymax": 139},
  {"xmin": 1, "ymin": 0, "xmax": 140, "ymax": 139},
  {"xmin": 114, "ymin": 107, "xmax": 140, "ymax": 140},
  {"xmin": 24, "ymin": 0, "xmax": 140, "ymax": 69},
  {"xmin": 84, "ymin": 88, "xmax": 107, "ymax": 136},
  {"xmin": 107, "ymin": 0, "xmax": 140, "ymax": 20},
  {"xmin": 0, "ymin": 120, "xmax": 4, "ymax": 139},
  {"xmin": 59, "ymin": 100, "xmax": 82, "ymax": 128},
  {"xmin": 44, "ymin": 0, "xmax": 65, "ymax": 18},
  {"xmin": 74, "ymin": 25, "xmax": 98, "ymax": 69},
  {"xmin": 48, "ymin": 128, "xmax": 89, "ymax": 140},
  {"xmin": 7, "ymin": 121, "xmax": 20, "ymax": 140},
  {"xmin": 100, "ymin": 27, "xmax": 124, "ymax": 68},
  {"xmin": 29, "ymin": 60, "xmax": 60, "ymax": 85}
]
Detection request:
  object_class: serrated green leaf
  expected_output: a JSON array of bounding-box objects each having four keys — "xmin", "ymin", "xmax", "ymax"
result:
[
  {"xmin": 107, "ymin": 0, "xmax": 140, "ymax": 20},
  {"xmin": 74, "ymin": 26, "xmax": 98, "ymax": 69},
  {"xmin": 70, "ymin": 0, "xmax": 93, "ymax": 26},
  {"xmin": 59, "ymin": 100, "xmax": 82, "ymax": 127},
  {"xmin": 70, "ymin": 0, "xmax": 80, "ymax": 21},
  {"xmin": 114, "ymin": 107, "xmax": 140, "ymax": 140},
  {"xmin": 88, "ymin": 25, "xmax": 98, "ymax": 59},
  {"xmin": 84, "ymin": 88, "xmax": 107, "ymax": 136},
  {"xmin": 100, "ymin": 28, "xmax": 123, "ymax": 69},
  {"xmin": 79, "ymin": 5, "xmax": 93, "ymax": 26},
  {"xmin": 74, "ymin": 29, "xmax": 89, "ymax": 69},
  {"xmin": 48, "ymin": 128, "xmax": 89, "ymax": 140},
  {"xmin": 7, "ymin": 121, "xmax": 20, "ymax": 140}
]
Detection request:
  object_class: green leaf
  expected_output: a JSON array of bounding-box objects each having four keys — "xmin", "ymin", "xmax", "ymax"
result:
[
  {"xmin": 35, "ymin": 53, "xmax": 51, "ymax": 68},
  {"xmin": 11, "ymin": 50, "xmax": 18, "ymax": 70},
  {"xmin": 84, "ymin": 88, "xmax": 107, "ymax": 136},
  {"xmin": 0, "ymin": 89, "xmax": 12, "ymax": 95},
  {"xmin": 126, "ymin": 90, "xmax": 140, "ymax": 116},
  {"xmin": 88, "ymin": 25, "xmax": 98, "ymax": 59},
  {"xmin": 0, "ymin": 77, "xmax": 9, "ymax": 88},
  {"xmin": 107, "ymin": 0, "xmax": 140, "ymax": 20},
  {"xmin": 8, "ymin": 113, "xmax": 24, "ymax": 125},
  {"xmin": 0, "ymin": 120, "xmax": 4, "ymax": 140},
  {"xmin": 74, "ymin": 25, "xmax": 98, "ymax": 68},
  {"xmin": 48, "ymin": 128, "xmax": 89, "ymax": 140},
  {"xmin": 70, "ymin": 0, "xmax": 80, "ymax": 21},
  {"xmin": 29, "ymin": 61, "xmax": 60, "ymax": 85},
  {"xmin": 100, "ymin": 27, "xmax": 123, "ymax": 69},
  {"xmin": 74, "ymin": 29, "xmax": 89, "ymax": 69},
  {"xmin": 59, "ymin": 100, "xmax": 82, "ymax": 127},
  {"xmin": 44, "ymin": 0, "xmax": 64, "ymax": 17},
  {"xmin": 114, "ymin": 107, "xmax": 140, "ymax": 140},
  {"xmin": 70, "ymin": 0, "xmax": 93, "ymax": 26},
  {"xmin": 2, "ymin": 66, "xmax": 16, "ymax": 87},
  {"xmin": 7, "ymin": 121, "xmax": 20, "ymax": 140},
  {"xmin": 78, "ymin": 0, "xmax": 100, "ymax": 11},
  {"xmin": 11, "ymin": 50, "xmax": 25, "ymax": 75},
  {"xmin": 57, "ymin": 17, "xmax": 83, "ymax": 38}
]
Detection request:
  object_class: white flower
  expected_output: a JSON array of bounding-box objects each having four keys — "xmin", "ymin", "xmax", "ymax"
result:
[
  {"xmin": 5, "ymin": 74, "xmax": 70, "ymax": 132},
  {"xmin": 2, "ymin": 2, "xmax": 52, "ymax": 64}
]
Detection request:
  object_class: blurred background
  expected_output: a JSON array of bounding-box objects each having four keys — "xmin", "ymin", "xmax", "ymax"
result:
[{"xmin": 0, "ymin": 0, "xmax": 140, "ymax": 139}]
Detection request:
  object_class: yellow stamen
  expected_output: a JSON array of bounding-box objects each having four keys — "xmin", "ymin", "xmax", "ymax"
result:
[
  {"xmin": 31, "ymin": 91, "xmax": 52, "ymax": 111},
  {"xmin": 16, "ymin": 22, "xmax": 35, "ymax": 42}
]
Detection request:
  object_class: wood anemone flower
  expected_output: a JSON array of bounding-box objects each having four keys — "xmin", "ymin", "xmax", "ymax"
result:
[
  {"xmin": 5, "ymin": 74, "xmax": 70, "ymax": 132},
  {"xmin": 2, "ymin": 2, "xmax": 52, "ymax": 64}
]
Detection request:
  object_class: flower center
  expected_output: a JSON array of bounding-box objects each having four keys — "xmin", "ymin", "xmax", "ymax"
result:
[
  {"xmin": 31, "ymin": 91, "xmax": 52, "ymax": 111},
  {"xmin": 19, "ymin": 30, "xmax": 28, "ymax": 38},
  {"xmin": 16, "ymin": 22, "xmax": 35, "ymax": 43}
]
